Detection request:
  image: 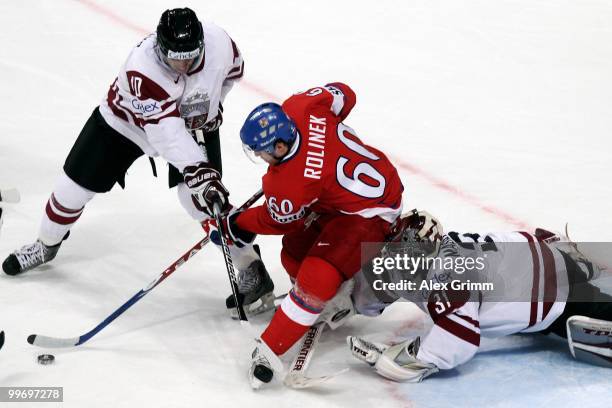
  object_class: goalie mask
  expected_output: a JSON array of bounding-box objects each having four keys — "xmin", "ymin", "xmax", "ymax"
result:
[{"xmin": 382, "ymin": 228, "xmax": 439, "ymax": 279}]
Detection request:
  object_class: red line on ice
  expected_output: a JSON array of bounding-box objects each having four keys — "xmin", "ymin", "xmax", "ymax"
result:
[{"xmin": 69, "ymin": 1, "xmax": 539, "ymax": 405}]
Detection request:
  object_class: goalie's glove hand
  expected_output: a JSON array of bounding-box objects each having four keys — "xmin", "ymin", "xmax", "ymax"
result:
[
  {"xmin": 406, "ymin": 209, "xmax": 443, "ymax": 242},
  {"xmin": 183, "ymin": 162, "xmax": 230, "ymax": 217},
  {"xmin": 347, "ymin": 336, "xmax": 389, "ymax": 366}
]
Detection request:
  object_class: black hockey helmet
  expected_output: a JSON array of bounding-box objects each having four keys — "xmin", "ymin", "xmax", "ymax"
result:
[{"xmin": 156, "ymin": 8, "xmax": 204, "ymax": 60}]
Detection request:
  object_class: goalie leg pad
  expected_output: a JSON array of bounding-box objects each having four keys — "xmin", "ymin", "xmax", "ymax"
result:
[
  {"xmin": 566, "ymin": 315, "xmax": 612, "ymax": 368},
  {"xmin": 317, "ymin": 279, "xmax": 356, "ymax": 330}
]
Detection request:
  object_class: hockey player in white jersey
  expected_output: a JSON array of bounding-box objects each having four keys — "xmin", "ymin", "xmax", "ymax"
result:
[
  {"xmin": 348, "ymin": 221, "xmax": 612, "ymax": 381},
  {"xmin": 2, "ymin": 8, "xmax": 273, "ymax": 309}
]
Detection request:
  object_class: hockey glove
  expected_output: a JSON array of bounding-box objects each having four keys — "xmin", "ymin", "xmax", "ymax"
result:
[
  {"xmin": 225, "ymin": 210, "xmax": 256, "ymax": 247},
  {"xmin": 201, "ymin": 209, "xmax": 256, "ymax": 248},
  {"xmin": 183, "ymin": 162, "xmax": 230, "ymax": 216}
]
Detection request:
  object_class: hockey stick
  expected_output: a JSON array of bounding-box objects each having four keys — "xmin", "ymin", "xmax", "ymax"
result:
[
  {"xmin": 27, "ymin": 189, "xmax": 264, "ymax": 348},
  {"xmin": 212, "ymin": 200, "xmax": 248, "ymax": 324},
  {"xmin": 212, "ymin": 197, "xmax": 346, "ymax": 388},
  {"xmin": 284, "ymin": 323, "xmax": 349, "ymax": 389},
  {"xmin": 0, "ymin": 331, "xmax": 4, "ymax": 351},
  {"xmin": 0, "ymin": 188, "xmax": 20, "ymax": 204}
]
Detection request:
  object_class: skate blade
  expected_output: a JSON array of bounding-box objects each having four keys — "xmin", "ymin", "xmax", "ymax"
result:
[
  {"xmin": 229, "ymin": 292, "xmax": 277, "ymax": 320},
  {"xmin": 0, "ymin": 188, "xmax": 20, "ymax": 203},
  {"xmin": 284, "ymin": 368, "xmax": 349, "ymax": 389}
]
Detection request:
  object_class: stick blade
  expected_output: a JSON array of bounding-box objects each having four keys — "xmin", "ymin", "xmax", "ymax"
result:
[
  {"xmin": 0, "ymin": 188, "xmax": 20, "ymax": 203},
  {"xmin": 27, "ymin": 334, "xmax": 80, "ymax": 348},
  {"xmin": 0, "ymin": 331, "xmax": 4, "ymax": 350},
  {"xmin": 284, "ymin": 368, "xmax": 349, "ymax": 389}
]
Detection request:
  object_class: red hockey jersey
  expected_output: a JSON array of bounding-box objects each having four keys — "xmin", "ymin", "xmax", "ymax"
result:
[{"xmin": 236, "ymin": 83, "xmax": 404, "ymax": 235}]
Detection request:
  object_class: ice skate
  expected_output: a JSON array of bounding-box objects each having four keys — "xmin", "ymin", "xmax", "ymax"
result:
[
  {"xmin": 249, "ymin": 343, "xmax": 275, "ymax": 389},
  {"xmin": 2, "ymin": 240, "xmax": 61, "ymax": 276},
  {"xmin": 226, "ymin": 254, "xmax": 275, "ymax": 319}
]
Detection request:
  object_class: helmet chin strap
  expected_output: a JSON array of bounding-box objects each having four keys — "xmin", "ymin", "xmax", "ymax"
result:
[
  {"xmin": 155, "ymin": 46, "xmax": 176, "ymax": 72},
  {"xmin": 187, "ymin": 51, "xmax": 204, "ymax": 71}
]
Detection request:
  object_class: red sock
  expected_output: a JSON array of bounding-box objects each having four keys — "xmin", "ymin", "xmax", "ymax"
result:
[
  {"xmin": 261, "ymin": 257, "xmax": 343, "ymax": 355},
  {"xmin": 261, "ymin": 307, "xmax": 310, "ymax": 355}
]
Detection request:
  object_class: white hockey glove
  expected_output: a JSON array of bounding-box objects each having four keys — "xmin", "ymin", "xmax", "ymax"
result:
[
  {"xmin": 183, "ymin": 162, "xmax": 230, "ymax": 216},
  {"xmin": 347, "ymin": 336, "xmax": 389, "ymax": 366},
  {"xmin": 348, "ymin": 336, "xmax": 439, "ymax": 382}
]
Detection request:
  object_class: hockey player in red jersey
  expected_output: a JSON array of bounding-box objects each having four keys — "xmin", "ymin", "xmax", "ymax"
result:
[
  {"xmin": 221, "ymin": 82, "xmax": 405, "ymax": 387},
  {"xmin": 347, "ymin": 226, "xmax": 612, "ymax": 381},
  {"xmin": 3, "ymin": 8, "xmax": 273, "ymax": 304}
]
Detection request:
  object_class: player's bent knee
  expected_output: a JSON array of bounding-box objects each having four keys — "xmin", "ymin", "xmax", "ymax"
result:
[
  {"xmin": 295, "ymin": 257, "xmax": 344, "ymax": 305},
  {"xmin": 280, "ymin": 248, "xmax": 300, "ymax": 279},
  {"xmin": 53, "ymin": 171, "xmax": 96, "ymax": 209}
]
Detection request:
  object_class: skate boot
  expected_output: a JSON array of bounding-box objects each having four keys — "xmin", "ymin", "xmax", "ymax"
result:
[
  {"xmin": 2, "ymin": 239, "xmax": 61, "ymax": 276},
  {"xmin": 249, "ymin": 342, "xmax": 275, "ymax": 389},
  {"xmin": 226, "ymin": 246, "xmax": 275, "ymax": 319}
]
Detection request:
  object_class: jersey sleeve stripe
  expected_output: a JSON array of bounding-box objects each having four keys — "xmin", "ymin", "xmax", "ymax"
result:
[
  {"xmin": 435, "ymin": 314, "xmax": 481, "ymax": 347},
  {"xmin": 227, "ymin": 61, "xmax": 244, "ymax": 79},
  {"xmin": 454, "ymin": 313, "xmax": 480, "ymax": 329},
  {"xmin": 143, "ymin": 102, "xmax": 179, "ymax": 121},
  {"xmin": 538, "ymin": 241, "xmax": 558, "ymax": 320},
  {"xmin": 230, "ymin": 38, "xmax": 241, "ymax": 60},
  {"xmin": 447, "ymin": 313, "xmax": 481, "ymax": 334},
  {"xmin": 141, "ymin": 109, "xmax": 181, "ymax": 126},
  {"xmin": 518, "ymin": 231, "xmax": 541, "ymax": 328}
]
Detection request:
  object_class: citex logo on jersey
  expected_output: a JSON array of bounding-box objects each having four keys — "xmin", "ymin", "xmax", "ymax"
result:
[{"xmin": 130, "ymin": 98, "xmax": 162, "ymax": 117}]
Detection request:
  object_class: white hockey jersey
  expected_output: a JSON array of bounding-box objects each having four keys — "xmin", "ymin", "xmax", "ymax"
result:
[
  {"xmin": 98, "ymin": 22, "xmax": 244, "ymax": 172},
  {"xmin": 355, "ymin": 231, "xmax": 571, "ymax": 370}
]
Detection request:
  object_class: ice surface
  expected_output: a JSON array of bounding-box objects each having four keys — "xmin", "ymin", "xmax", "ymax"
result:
[{"xmin": 0, "ymin": 1, "xmax": 610, "ymax": 407}]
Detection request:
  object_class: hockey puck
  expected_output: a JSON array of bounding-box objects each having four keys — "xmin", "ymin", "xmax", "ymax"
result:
[{"xmin": 37, "ymin": 354, "xmax": 55, "ymax": 365}]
